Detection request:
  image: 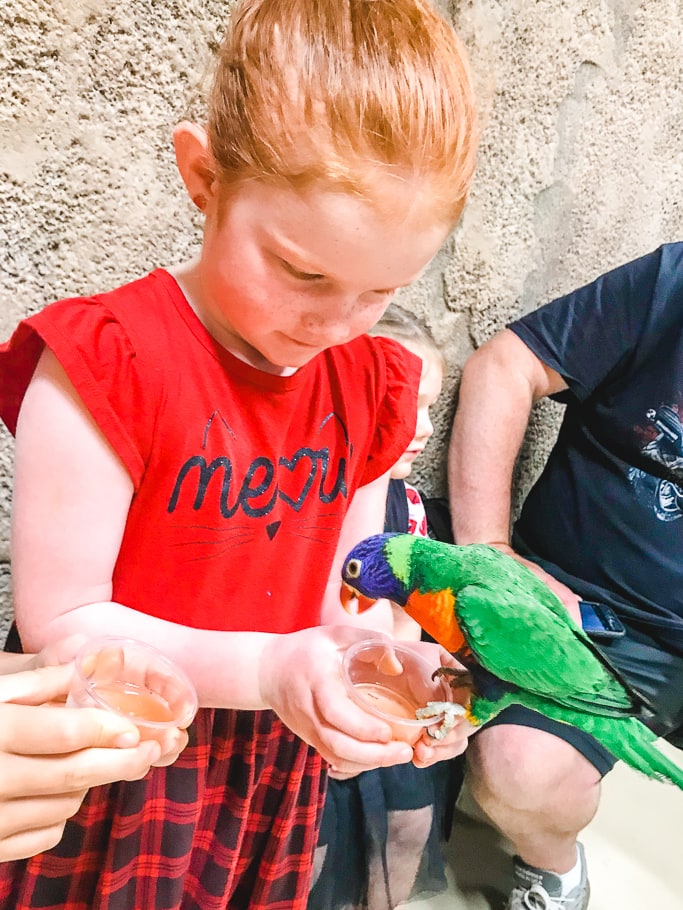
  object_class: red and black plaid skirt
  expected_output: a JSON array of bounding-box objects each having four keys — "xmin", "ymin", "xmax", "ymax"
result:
[{"xmin": 0, "ymin": 707, "xmax": 326, "ymax": 910}]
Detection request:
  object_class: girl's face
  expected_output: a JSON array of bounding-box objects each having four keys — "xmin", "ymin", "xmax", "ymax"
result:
[
  {"xmin": 390, "ymin": 344, "xmax": 443, "ymax": 480},
  {"xmin": 192, "ymin": 178, "xmax": 451, "ymax": 374}
]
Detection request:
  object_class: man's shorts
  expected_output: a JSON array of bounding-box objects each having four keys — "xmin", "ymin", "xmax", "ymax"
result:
[{"xmin": 481, "ymin": 622, "xmax": 683, "ymax": 776}]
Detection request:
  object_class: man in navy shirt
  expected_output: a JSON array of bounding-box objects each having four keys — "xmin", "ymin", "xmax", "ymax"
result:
[{"xmin": 449, "ymin": 243, "xmax": 683, "ymax": 910}]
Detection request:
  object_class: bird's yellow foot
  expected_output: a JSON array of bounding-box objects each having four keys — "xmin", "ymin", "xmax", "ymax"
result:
[{"xmin": 415, "ymin": 701, "xmax": 466, "ymax": 740}]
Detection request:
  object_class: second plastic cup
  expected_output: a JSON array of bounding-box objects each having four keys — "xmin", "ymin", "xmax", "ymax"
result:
[
  {"xmin": 342, "ymin": 639, "xmax": 453, "ymax": 745},
  {"xmin": 66, "ymin": 635, "xmax": 198, "ymax": 742}
]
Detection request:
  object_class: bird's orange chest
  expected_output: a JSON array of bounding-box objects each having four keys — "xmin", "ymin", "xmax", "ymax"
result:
[{"xmin": 405, "ymin": 588, "xmax": 466, "ymax": 653}]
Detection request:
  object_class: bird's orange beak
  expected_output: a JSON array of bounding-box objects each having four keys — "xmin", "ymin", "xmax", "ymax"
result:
[{"xmin": 340, "ymin": 582, "xmax": 378, "ymax": 615}]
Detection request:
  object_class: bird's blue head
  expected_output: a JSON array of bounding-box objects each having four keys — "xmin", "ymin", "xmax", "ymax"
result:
[{"xmin": 340, "ymin": 532, "xmax": 410, "ymax": 613}]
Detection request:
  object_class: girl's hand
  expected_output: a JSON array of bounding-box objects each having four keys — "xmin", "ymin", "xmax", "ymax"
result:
[
  {"xmin": 392, "ymin": 640, "xmax": 476, "ymax": 768},
  {"xmin": 0, "ymin": 655, "xmax": 185, "ymax": 861},
  {"xmin": 327, "ymin": 767, "xmax": 360, "ymax": 780},
  {"xmin": 147, "ymin": 724, "xmax": 190, "ymax": 768},
  {"xmin": 259, "ymin": 626, "xmax": 415, "ymax": 776},
  {"xmin": 411, "ymin": 714, "xmax": 474, "ymax": 767}
]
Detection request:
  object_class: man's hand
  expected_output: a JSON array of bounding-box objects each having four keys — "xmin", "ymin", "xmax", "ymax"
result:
[{"xmin": 488, "ymin": 543, "xmax": 581, "ymax": 624}]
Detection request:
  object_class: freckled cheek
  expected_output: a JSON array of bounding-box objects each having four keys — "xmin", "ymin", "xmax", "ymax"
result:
[
  {"xmin": 344, "ymin": 303, "xmax": 392, "ymax": 341},
  {"xmin": 226, "ymin": 267, "xmax": 288, "ymax": 316},
  {"xmin": 296, "ymin": 303, "xmax": 351, "ymax": 334},
  {"xmin": 291, "ymin": 296, "xmax": 389, "ymax": 343}
]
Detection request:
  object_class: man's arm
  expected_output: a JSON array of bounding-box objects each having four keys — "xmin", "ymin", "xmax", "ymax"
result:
[
  {"xmin": 449, "ymin": 329, "xmax": 565, "ymax": 545},
  {"xmin": 448, "ymin": 329, "xmax": 579, "ymax": 614}
]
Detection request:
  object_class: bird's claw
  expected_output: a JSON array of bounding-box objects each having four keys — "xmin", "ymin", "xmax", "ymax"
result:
[{"xmin": 415, "ymin": 701, "xmax": 466, "ymax": 740}]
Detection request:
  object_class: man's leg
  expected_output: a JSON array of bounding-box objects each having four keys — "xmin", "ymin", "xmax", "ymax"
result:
[
  {"xmin": 463, "ymin": 713, "xmax": 614, "ymax": 909},
  {"xmin": 466, "ymin": 723, "xmax": 601, "ymax": 873}
]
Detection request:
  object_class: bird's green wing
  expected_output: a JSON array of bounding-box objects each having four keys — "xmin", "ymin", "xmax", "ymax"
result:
[
  {"xmin": 458, "ymin": 584, "xmax": 634, "ymax": 715},
  {"xmin": 405, "ymin": 539, "xmax": 637, "ymax": 716}
]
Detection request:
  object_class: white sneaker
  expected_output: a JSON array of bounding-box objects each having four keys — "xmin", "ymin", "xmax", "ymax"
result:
[{"xmin": 505, "ymin": 843, "xmax": 590, "ymax": 910}]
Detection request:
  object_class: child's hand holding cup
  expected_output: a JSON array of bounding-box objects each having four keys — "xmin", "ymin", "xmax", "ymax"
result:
[
  {"xmin": 341, "ymin": 639, "xmax": 454, "ymax": 747},
  {"xmin": 66, "ymin": 636, "xmax": 198, "ymax": 763}
]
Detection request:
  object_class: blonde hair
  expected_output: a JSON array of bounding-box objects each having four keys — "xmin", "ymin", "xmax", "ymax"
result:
[
  {"xmin": 370, "ymin": 303, "xmax": 444, "ymax": 367},
  {"xmin": 207, "ymin": 0, "xmax": 478, "ymax": 224}
]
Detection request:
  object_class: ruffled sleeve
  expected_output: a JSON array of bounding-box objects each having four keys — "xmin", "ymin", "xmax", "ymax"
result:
[
  {"xmin": 358, "ymin": 335, "xmax": 421, "ymax": 486},
  {"xmin": 0, "ymin": 296, "xmax": 160, "ymax": 487}
]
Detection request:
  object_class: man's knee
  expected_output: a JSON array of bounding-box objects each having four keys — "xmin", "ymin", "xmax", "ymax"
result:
[{"xmin": 466, "ymin": 723, "xmax": 600, "ymax": 803}]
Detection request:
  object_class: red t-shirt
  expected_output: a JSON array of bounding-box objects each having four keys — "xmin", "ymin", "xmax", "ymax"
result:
[{"xmin": 0, "ymin": 270, "xmax": 420, "ymax": 633}]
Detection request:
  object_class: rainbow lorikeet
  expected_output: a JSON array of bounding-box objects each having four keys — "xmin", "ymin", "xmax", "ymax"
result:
[{"xmin": 340, "ymin": 532, "xmax": 683, "ymax": 788}]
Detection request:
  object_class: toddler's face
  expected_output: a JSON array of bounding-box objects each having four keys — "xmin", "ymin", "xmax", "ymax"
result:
[
  {"xmin": 195, "ymin": 178, "xmax": 451, "ymax": 373},
  {"xmin": 391, "ymin": 346, "xmax": 443, "ymax": 481}
]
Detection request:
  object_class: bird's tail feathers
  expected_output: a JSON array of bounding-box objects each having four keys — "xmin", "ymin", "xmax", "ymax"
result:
[
  {"xmin": 483, "ymin": 693, "xmax": 683, "ymax": 790},
  {"xmin": 604, "ymin": 717, "xmax": 683, "ymax": 789}
]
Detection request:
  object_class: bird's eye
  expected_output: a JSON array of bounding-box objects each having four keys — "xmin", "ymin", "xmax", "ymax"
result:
[{"xmin": 346, "ymin": 558, "xmax": 362, "ymax": 579}]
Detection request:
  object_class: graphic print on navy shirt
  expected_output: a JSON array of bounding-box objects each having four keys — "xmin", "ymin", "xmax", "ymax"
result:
[
  {"xmin": 628, "ymin": 402, "xmax": 683, "ymax": 522},
  {"xmin": 166, "ymin": 408, "xmax": 352, "ymax": 550}
]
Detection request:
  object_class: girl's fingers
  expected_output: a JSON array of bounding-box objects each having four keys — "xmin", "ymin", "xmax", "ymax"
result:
[
  {"xmin": 35, "ymin": 634, "xmax": 89, "ymax": 669},
  {"xmin": 411, "ymin": 717, "xmax": 473, "ymax": 767},
  {"xmin": 150, "ymin": 728, "xmax": 190, "ymax": 767}
]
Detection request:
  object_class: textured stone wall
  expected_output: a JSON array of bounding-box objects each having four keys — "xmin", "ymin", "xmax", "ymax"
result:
[{"xmin": 1, "ymin": 0, "xmax": 683, "ymax": 632}]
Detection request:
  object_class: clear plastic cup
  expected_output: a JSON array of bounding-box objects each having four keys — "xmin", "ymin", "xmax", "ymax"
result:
[
  {"xmin": 342, "ymin": 639, "xmax": 453, "ymax": 745},
  {"xmin": 66, "ymin": 635, "xmax": 198, "ymax": 742}
]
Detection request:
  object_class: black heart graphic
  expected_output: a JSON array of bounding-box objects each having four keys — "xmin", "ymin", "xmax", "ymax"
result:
[{"xmin": 278, "ymin": 449, "xmax": 316, "ymax": 511}]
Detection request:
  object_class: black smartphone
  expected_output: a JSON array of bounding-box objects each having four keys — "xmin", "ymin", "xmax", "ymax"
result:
[{"xmin": 578, "ymin": 600, "xmax": 626, "ymax": 639}]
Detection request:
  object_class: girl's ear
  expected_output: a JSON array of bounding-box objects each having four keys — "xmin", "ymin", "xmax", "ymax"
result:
[{"xmin": 173, "ymin": 121, "xmax": 217, "ymax": 212}]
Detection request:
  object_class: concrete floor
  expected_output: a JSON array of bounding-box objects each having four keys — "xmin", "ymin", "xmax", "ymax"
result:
[{"xmin": 405, "ymin": 741, "xmax": 683, "ymax": 910}]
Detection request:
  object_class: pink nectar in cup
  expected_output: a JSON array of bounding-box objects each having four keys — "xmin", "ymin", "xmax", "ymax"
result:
[
  {"xmin": 67, "ymin": 636, "xmax": 198, "ymax": 741},
  {"xmin": 342, "ymin": 639, "xmax": 453, "ymax": 746},
  {"xmin": 89, "ymin": 682, "xmax": 175, "ymax": 723}
]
